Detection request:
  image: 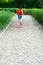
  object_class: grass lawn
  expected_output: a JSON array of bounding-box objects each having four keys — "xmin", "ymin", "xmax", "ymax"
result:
[{"xmin": 0, "ymin": 11, "xmax": 14, "ymax": 31}]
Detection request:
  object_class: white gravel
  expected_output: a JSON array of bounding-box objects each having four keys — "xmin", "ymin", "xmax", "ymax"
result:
[{"xmin": 0, "ymin": 15, "xmax": 43, "ymax": 65}]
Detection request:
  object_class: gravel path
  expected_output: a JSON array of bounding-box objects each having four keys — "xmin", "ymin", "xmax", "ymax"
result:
[{"xmin": 0, "ymin": 15, "xmax": 43, "ymax": 65}]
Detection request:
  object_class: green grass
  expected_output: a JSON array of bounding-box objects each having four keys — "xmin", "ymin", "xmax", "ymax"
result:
[{"xmin": 0, "ymin": 11, "xmax": 14, "ymax": 31}]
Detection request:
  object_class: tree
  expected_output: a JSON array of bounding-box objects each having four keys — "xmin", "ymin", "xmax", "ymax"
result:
[
  {"xmin": 0, "ymin": 0, "xmax": 42, "ymax": 8},
  {"xmin": 40, "ymin": 0, "xmax": 43, "ymax": 7}
]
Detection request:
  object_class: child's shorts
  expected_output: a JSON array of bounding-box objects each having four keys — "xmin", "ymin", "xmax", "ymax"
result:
[{"xmin": 18, "ymin": 15, "xmax": 22, "ymax": 21}]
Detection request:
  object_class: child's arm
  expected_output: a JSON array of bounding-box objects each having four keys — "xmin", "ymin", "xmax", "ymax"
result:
[{"xmin": 21, "ymin": 10, "xmax": 23, "ymax": 15}]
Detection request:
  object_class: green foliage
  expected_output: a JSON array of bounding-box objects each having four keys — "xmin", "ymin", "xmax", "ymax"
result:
[
  {"xmin": 0, "ymin": 0, "xmax": 42, "ymax": 8},
  {"xmin": 0, "ymin": 8, "xmax": 17, "ymax": 12},
  {"xmin": 0, "ymin": 11, "xmax": 14, "ymax": 30},
  {"xmin": 33, "ymin": 9, "xmax": 43, "ymax": 25}
]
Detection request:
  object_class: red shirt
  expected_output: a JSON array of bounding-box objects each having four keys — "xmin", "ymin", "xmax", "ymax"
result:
[{"xmin": 17, "ymin": 9, "xmax": 23, "ymax": 15}]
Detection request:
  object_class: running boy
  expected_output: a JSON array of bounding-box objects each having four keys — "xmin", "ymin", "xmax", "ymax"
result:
[{"xmin": 17, "ymin": 7, "xmax": 23, "ymax": 27}]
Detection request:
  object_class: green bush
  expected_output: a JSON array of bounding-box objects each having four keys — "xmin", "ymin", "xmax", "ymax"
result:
[
  {"xmin": 0, "ymin": 11, "xmax": 14, "ymax": 31},
  {"xmin": 23, "ymin": 9, "xmax": 32, "ymax": 15},
  {"xmin": 0, "ymin": 8, "xmax": 17, "ymax": 13},
  {"xmin": 36, "ymin": 9, "xmax": 43, "ymax": 24},
  {"xmin": 31, "ymin": 9, "xmax": 43, "ymax": 25}
]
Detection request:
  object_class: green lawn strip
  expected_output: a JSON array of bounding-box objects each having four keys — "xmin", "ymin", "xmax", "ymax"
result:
[{"xmin": 0, "ymin": 11, "xmax": 14, "ymax": 31}]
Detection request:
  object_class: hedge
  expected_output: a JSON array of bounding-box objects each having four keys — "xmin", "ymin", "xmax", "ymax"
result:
[{"xmin": 0, "ymin": 11, "xmax": 14, "ymax": 30}]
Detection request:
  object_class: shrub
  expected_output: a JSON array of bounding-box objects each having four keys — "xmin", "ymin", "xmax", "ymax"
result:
[
  {"xmin": 0, "ymin": 11, "xmax": 14, "ymax": 30},
  {"xmin": 0, "ymin": 8, "xmax": 17, "ymax": 13},
  {"xmin": 32, "ymin": 9, "xmax": 43, "ymax": 25}
]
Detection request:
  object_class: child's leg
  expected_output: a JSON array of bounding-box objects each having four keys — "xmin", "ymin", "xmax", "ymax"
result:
[
  {"xmin": 19, "ymin": 20, "xmax": 23, "ymax": 27},
  {"xmin": 19, "ymin": 20, "xmax": 22, "ymax": 25},
  {"xmin": 18, "ymin": 15, "xmax": 23, "ymax": 27}
]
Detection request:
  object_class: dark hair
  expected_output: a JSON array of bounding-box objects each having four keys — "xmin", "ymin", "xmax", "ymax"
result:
[{"xmin": 19, "ymin": 6, "xmax": 22, "ymax": 9}]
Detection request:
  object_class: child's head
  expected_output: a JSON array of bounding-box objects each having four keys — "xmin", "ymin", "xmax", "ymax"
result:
[{"xmin": 19, "ymin": 6, "xmax": 22, "ymax": 9}]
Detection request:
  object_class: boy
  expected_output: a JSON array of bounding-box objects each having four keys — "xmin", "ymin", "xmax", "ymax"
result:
[{"xmin": 17, "ymin": 7, "xmax": 23, "ymax": 27}]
